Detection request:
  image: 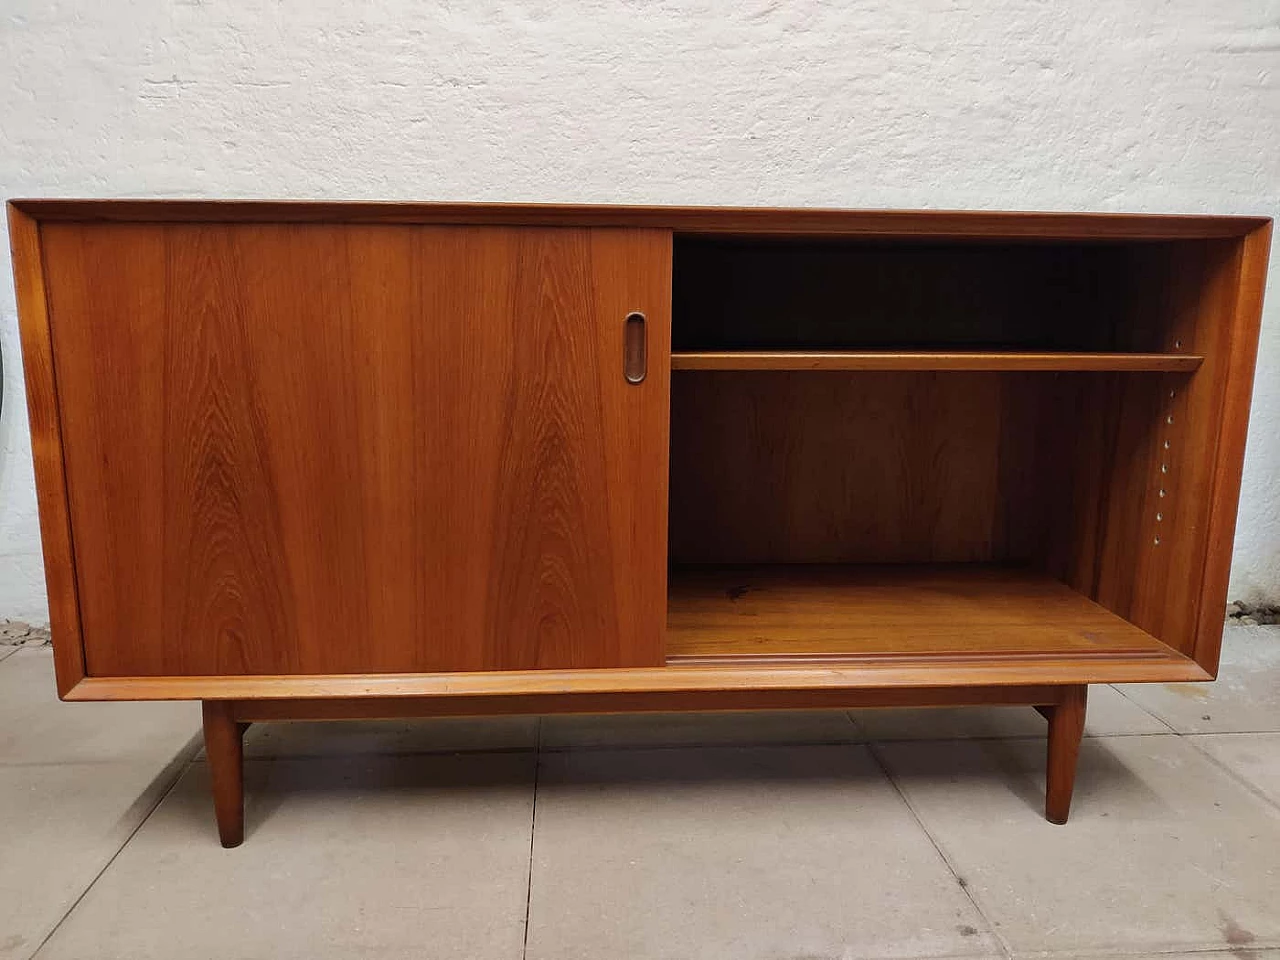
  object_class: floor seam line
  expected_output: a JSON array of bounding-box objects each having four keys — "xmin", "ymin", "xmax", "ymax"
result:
[
  {"xmin": 1181, "ymin": 733, "xmax": 1280, "ymax": 817},
  {"xmin": 521, "ymin": 718, "xmax": 541, "ymax": 960},
  {"xmin": 865, "ymin": 741, "xmax": 1015, "ymax": 960},
  {"xmin": 26, "ymin": 742, "xmax": 195, "ymax": 960},
  {"xmin": 1034, "ymin": 943, "xmax": 1280, "ymax": 958},
  {"xmin": 1108, "ymin": 683, "xmax": 1181, "ymax": 734},
  {"xmin": 842, "ymin": 708, "xmax": 861, "ymax": 741},
  {"xmin": 1177, "ymin": 728, "xmax": 1280, "ymax": 737}
]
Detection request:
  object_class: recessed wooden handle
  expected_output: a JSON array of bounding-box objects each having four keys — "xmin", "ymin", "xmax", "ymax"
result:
[{"xmin": 624, "ymin": 312, "xmax": 646, "ymax": 384}]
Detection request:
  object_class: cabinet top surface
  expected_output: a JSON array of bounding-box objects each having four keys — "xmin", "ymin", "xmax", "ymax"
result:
[{"xmin": 8, "ymin": 199, "xmax": 1270, "ymax": 240}]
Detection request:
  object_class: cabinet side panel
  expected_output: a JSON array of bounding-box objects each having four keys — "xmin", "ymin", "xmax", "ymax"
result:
[
  {"xmin": 1103, "ymin": 241, "xmax": 1240, "ymax": 659},
  {"xmin": 41, "ymin": 222, "xmax": 670, "ymax": 676},
  {"xmin": 1193, "ymin": 224, "xmax": 1272, "ymax": 672},
  {"xmin": 1055, "ymin": 237, "xmax": 1263, "ymax": 669},
  {"xmin": 7, "ymin": 207, "xmax": 85, "ymax": 695}
]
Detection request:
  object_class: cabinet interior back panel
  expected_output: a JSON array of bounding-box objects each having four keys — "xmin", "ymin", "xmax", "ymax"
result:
[
  {"xmin": 41, "ymin": 221, "xmax": 672, "ymax": 677},
  {"xmin": 668, "ymin": 371, "xmax": 1049, "ymax": 564},
  {"xmin": 672, "ymin": 238, "xmax": 1176, "ymax": 352}
]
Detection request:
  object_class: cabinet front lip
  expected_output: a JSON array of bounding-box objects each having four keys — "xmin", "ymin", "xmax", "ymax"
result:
[
  {"xmin": 7, "ymin": 199, "xmax": 1270, "ymax": 240},
  {"xmin": 63, "ymin": 653, "xmax": 1210, "ymax": 702}
]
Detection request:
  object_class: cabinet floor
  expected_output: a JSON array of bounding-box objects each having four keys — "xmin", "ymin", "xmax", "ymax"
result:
[
  {"xmin": 2, "ymin": 626, "xmax": 1280, "ymax": 960},
  {"xmin": 668, "ymin": 563, "xmax": 1177, "ymax": 662}
]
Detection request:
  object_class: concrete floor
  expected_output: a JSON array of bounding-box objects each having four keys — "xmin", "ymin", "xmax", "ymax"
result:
[{"xmin": 1, "ymin": 628, "xmax": 1279, "ymax": 960}]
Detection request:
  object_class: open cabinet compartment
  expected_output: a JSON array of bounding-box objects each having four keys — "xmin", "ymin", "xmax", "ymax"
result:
[
  {"xmin": 673, "ymin": 235, "xmax": 1211, "ymax": 354},
  {"xmin": 666, "ymin": 232, "xmax": 1252, "ymax": 675}
]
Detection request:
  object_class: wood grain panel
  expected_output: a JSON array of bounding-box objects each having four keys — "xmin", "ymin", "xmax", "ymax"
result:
[
  {"xmin": 1019, "ymin": 236, "xmax": 1267, "ymax": 673},
  {"xmin": 1192, "ymin": 223, "xmax": 1273, "ymax": 672},
  {"xmin": 1036, "ymin": 372, "xmax": 1120, "ymax": 597},
  {"xmin": 669, "ymin": 372, "xmax": 1035, "ymax": 563},
  {"xmin": 41, "ymin": 222, "xmax": 671, "ymax": 676},
  {"xmin": 1057, "ymin": 240, "xmax": 1248, "ymax": 666},
  {"xmin": 1099, "ymin": 242, "xmax": 1240, "ymax": 652},
  {"xmin": 6, "ymin": 206, "xmax": 85, "ymax": 696}
]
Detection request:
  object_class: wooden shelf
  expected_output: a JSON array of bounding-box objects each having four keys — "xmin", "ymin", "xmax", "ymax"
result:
[
  {"xmin": 667, "ymin": 565, "xmax": 1179, "ymax": 665},
  {"xmin": 670, "ymin": 351, "xmax": 1204, "ymax": 372}
]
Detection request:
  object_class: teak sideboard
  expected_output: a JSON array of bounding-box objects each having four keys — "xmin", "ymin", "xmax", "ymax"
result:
[{"xmin": 8, "ymin": 200, "xmax": 1271, "ymax": 847}]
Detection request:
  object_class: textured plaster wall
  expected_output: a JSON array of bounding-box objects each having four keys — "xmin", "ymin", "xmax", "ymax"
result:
[{"xmin": 1, "ymin": 1, "xmax": 1278, "ymax": 622}]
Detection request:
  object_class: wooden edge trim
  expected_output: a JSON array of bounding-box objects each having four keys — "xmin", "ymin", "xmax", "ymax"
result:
[
  {"xmin": 228, "ymin": 684, "xmax": 1076, "ymax": 722},
  {"xmin": 665, "ymin": 648, "xmax": 1178, "ymax": 667},
  {"xmin": 6, "ymin": 204, "xmax": 85, "ymax": 697},
  {"xmin": 670, "ymin": 352, "xmax": 1205, "ymax": 372},
  {"xmin": 63, "ymin": 654, "xmax": 1211, "ymax": 703},
  {"xmin": 7, "ymin": 200, "xmax": 1270, "ymax": 240},
  {"xmin": 1192, "ymin": 220, "xmax": 1274, "ymax": 675}
]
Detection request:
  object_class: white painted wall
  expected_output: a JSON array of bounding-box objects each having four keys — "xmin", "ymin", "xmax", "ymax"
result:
[{"xmin": 1, "ymin": 1, "xmax": 1278, "ymax": 622}]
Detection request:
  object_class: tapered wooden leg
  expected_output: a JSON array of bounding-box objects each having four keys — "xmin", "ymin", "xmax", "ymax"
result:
[
  {"xmin": 1042, "ymin": 685, "xmax": 1087, "ymax": 824},
  {"xmin": 202, "ymin": 701, "xmax": 248, "ymax": 848}
]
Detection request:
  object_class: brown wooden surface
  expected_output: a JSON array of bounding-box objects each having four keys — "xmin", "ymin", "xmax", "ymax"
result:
[
  {"xmin": 1033, "ymin": 236, "xmax": 1264, "ymax": 674},
  {"xmin": 1192, "ymin": 223, "xmax": 1273, "ymax": 673},
  {"xmin": 669, "ymin": 372, "xmax": 1041, "ymax": 564},
  {"xmin": 202, "ymin": 701, "xmax": 247, "ymax": 847},
  {"xmin": 1044, "ymin": 685, "xmax": 1087, "ymax": 824},
  {"xmin": 666, "ymin": 238, "xmax": 1263, "ymax": 675},
  {"xmin": 1094, "ymin": 241, "xmax": 1241, "ymax": 661},
  {"xmin": 14, "ymin": 201, "xmax": 1268, "ymax": 708},
  {"xmin": 667, "ymin": 565, "xmax": 1175, "ymax": 662},
  {"xmin": 224, "ymin": 684, "xmax": 1082, "ymax": 844},
  {"xmin": 670, "ymin": 351, "xmax": 1203, "ymax": 371},
  {"xmin": 60, "ymin": 647, "xmax": 1205, "ymax": 704},
  {"xmin": 6, "ymin": 206, "xmax": 85, "ymax": 697},
  {"xmin": 10, "ymin": 199, "xmax": 1266, "ymax": 239},
  {"xmin": 664, "ymin": 228, "xmax": 1264, "ymax": 675},
  {"xmin": 41, "ymin": 222, "xmax": 671, "ymax": 676}
]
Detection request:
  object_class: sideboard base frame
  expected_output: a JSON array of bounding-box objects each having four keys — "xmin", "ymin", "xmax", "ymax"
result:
[{"xmin": 202, "ymin": 683, "xmax": 1090, "ymax": 848}]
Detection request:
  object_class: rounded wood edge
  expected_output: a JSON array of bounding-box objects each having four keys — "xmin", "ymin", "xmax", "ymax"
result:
[
  {"xmin": 670, "ymin": 352, "xmax": 1205, "ymax": 372},
  {"xmin": 9, "ymin": 199, "xmax": 1269, "ymax": 240},
  {"xmin": 8, "ymin": 204, "xmax": 88, "ymax": 697}
]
